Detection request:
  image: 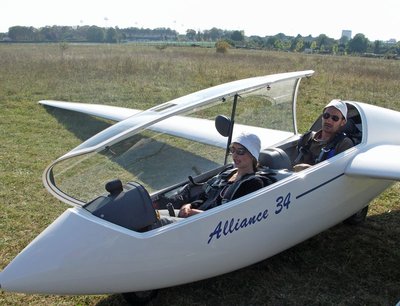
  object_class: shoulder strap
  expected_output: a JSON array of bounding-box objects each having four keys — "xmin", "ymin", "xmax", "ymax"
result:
[
  {"xmin": 315, "ymin": 132, "xmax": 346, "ymax": 163},
  {"xmin": 203, "ymin": 168, "xmax": 236, "ymax": 195},
  {"xmin": 294, "ymin": 130, "xmax": 316, "ymax": 164},
  {"xmin": 220, "ymin": 173, "xmax": 259, "ymax": 203}
]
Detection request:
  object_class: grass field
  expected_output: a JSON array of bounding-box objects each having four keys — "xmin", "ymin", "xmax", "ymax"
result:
[{"xmin": 0, "ymin": 43, "xmax": 399, "ymax": 305}]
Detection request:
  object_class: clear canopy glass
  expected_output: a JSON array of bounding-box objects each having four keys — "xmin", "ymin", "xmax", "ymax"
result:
[{"xmin": 43, "ymin": 71, "xmax": 312, "ymax": 206}]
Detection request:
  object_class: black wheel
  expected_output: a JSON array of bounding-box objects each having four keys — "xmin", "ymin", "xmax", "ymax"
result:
[
  {"xmin": 122, "ymin": 290, "xmax": 158, "ymax": 305},
  {"xmin": 343, "ymin": 206, "xmax": 369, "ymax": 225}
]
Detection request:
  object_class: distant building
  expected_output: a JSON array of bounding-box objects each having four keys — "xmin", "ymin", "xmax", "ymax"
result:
[{"xmin": 341, "ymin": 30, "xmax": 352, "ymax": 39}]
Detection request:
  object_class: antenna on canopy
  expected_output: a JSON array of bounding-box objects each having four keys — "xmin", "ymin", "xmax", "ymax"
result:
[
  {"xmin": 215, "ymin": 94, "xmax": 240, "ymax": 164},
  {"xmin": 225, "ymin": 93, "xmax": 240, "ymax": 164}
]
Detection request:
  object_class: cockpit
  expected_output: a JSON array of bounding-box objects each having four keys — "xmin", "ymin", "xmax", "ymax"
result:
[{"xmin": 40, "ymin": 71, "xmax": 364, "ymax": 232}]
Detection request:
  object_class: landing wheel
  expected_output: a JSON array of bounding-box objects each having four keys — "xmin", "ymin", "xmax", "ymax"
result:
[
  {"xmin": 343, "ymin": 206, "xmax": 369, "ymax": 225},
  {"xmin": 122, "ymin": 290, "xmax": 158, "ymax": 305}
]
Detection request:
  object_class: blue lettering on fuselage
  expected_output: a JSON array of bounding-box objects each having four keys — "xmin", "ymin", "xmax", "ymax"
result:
[{"xmin": 207, "ymin": 209, "xmax": 269, "ymax": 244}]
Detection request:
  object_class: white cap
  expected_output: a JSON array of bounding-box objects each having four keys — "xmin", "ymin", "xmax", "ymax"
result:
[
  {"xmin": 324, "ymin": 99, "xmax": 347, "ymax": 121},
  {"xmin": 232, "ymin": 132, "xmax": 261, "ymax": 160}
]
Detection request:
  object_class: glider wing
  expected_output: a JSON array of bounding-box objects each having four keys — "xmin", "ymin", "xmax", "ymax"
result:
[
  {"xmin": 345, "ymin": 145, "xmax": 400, "ymax": 181},
  {"xmin": 39, "ymin": 100, "xmax": 140, "ymax": 122}
]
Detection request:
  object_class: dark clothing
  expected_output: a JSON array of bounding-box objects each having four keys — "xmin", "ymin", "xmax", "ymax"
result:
[
  {"xmin": 193, "ymin": 168, "xmax": 264, "ymax": 211},
  {"xmin": 296, "ymin": 130, "xmax": 354, "ymax": 165},
  {"xmin": 153, "ymin": 168, "xmax": 265, "ymax": 227},
  {"xmin": 161, "ymin": 167, "xmax": 264, "ymax": 212}
]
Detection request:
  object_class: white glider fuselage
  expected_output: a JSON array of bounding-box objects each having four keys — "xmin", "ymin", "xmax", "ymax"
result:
[
  {"xmin": 1, "ymin": 72, "xmax": 400, "ymax": 295},
  {"xmin": 0, "ymin": 150, "xmax": 391, "ymax": 294}
]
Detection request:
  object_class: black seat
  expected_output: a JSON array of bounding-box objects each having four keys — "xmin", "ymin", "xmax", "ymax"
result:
[
  {"xmin": 342, "ymin": 118, "xmax": 362, "ymax": 145},
  {"xmin": 84, "ymin": 180, "xmax": 158, "ymax": 232},
  {"xmin": 258, "ymin": 147, "xmax": 292, "ymax": 170}
]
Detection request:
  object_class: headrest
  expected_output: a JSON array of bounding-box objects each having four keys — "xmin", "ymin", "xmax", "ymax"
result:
[
  {"xmin": 258, "ymin": 148, "xmax": 291, "ymax": 170},
  {"xmin": 105, "ymin": 179, "xmax": 123, "ymax": 196}
]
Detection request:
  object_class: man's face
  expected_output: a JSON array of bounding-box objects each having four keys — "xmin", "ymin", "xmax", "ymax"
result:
[{"xmin": 322, "ymin": 106, "xmax": 346, "ymax": 134}]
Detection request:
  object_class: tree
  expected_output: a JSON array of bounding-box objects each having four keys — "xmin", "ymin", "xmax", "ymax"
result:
[
  {"xmin": 38, "ymin": 26, "xmax": 75, "ymax": 42},
  {"xmin": 295, "ymin": 39, "xmax": 304, "ymax": 52},
  {"xmin": 337, "ymin": 36, "xmax": 349, "ymax": 54},
  {"xmin": 230, "ymin": 30, "xmax": 244, "ymax": 42},
  {"xmin": 373, "ymin": 40, "xmax": 383, "ymax": 54},
  {"xmin": 315, "ymin": 34, "xmax": 335, "ymax": 53},
  {"xmin": 348, "ymin": 33, "xmax": 369, "ymax": 54},
  {"xmin": 332, "ymin": 43, "xmax": 339, "ymax": 54},
  {"xmin": 265, "ymin": 36, "xmax": 277, "ymax": 49},
  {"xmin": 396, "ymin": 42, "xmax": 400, "ymax": 55},
  {"xmin": 310, "ymin": 41, "xmax": 317, "ymax": 52},
  {"xmin": 186, "ymin": 29, "xmax": 196, "ymax": 41},
  {"xmin": 8, "ymin": 26, "xmax": 36, "ymax": 41},
  {"xmin": 209, "ymin": 27, "xmax": 223, "ymax": 41},
  {"xmin": 290, "ymin": 35, "xmax": 304, "ymax": 52},
  {"xmin": 39, "ymin": 26, "xmax": 58, "ymax": 41},
  {"xmin": 248, "ymin": 36, "xmax": 264, "ymax": 49},
  {"xmin": 339, "ymin": 35, "xmax": 349, "ymax": 45},
  {"xmin": 274, "ymin": 33, "xmax": 286, "ymax": 40},
  {"xmin": 87, "ymin": 26, "xmax": 105, "ymax": 42},
  {"xmin": 106, "ymin": 27, "xmax": 118, "ymax": 43},
  {"xmin": 203, "ymin": 27, "xmax": 223, "ymax": 41},
  {"xmin": 274, "ymin": 39, "xmax": 284, "ymax": 50},
  {"xmin": 196, "ymin": 30, "xmax": 203, "ymax": 41}
]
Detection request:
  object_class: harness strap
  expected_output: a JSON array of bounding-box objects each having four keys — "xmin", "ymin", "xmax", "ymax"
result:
[
  {"xmin": 199, "ymin": 170, "xmax": 258, "ymax": 210},
  {"xmin": 294, "ymin": 130, "xmax": 316, "ymax": 164},
  {"xmin": 220, "ymin": 173, "xmax": 259, "ymax": 204},
  {"xmin": 203, "ymin": 168, "xmax": 237, "ymax": 194},
  {"xmin": 315, "ymin": 132, "xmax": 346, "ymax": 163}
]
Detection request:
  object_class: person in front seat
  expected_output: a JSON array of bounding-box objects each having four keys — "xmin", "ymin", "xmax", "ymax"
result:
[
  {"xmin": 293, "ymin": 99, "xmax": 354, "ymax": 172},
  {"xmin": 178, "ymin": 132, "xmax": 264, "ymax": 217},
  {"xmin": 156, "ymin": 132, "xmax": 264, "ymax": 224}
]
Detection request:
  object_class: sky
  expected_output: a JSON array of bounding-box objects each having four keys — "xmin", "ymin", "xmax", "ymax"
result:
[{"xmin": 1, "ymin": 0, "xmax": 399, "ymax": 41}]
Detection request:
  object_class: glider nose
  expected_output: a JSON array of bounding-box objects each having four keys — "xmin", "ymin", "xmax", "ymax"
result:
[
  {"xmin": 0, "ymin": 207, "xmax": 148, "ymax": 295},
  {"xmin": 0, "ymin": 233, "xmax": 58, "ymax": 294},
  {"xmin": 0, "ymin": 208, "xmax": 87, "ymax": 294}
]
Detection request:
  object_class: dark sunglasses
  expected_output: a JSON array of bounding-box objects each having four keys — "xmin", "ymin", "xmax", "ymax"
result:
[
  {"xmin": 322, "ymin": 112, "xmax": 343, "ymax": 122},
  {"xmin": 229, "ymin": 146, "xmax": 247, "ymax": 155}
]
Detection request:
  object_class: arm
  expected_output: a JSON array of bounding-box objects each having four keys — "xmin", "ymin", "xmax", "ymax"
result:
[
  {"xmin": 293, "ymin": 163, "xmax": 312, "ymax": 172},
  {"xmin": 178, "ymin": 203, "xmax": 204, "ymax": 217}
]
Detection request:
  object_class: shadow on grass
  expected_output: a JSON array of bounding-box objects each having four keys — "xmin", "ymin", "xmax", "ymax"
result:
[
  {"xmin": 42, "ymin": 106, "xmax": 220, "ymax": 191},
  {"xmin": 42, "ymin": 106, "xmax": 113, "ymax": 143},
  {"xmin": 95, "ymin": 209, "xmax": 400, "ymax": 305}
]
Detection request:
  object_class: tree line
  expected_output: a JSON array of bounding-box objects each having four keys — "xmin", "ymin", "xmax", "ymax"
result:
[{"xmin": 1, "ymin": 25, "xmax": 399, "ymax": 57}]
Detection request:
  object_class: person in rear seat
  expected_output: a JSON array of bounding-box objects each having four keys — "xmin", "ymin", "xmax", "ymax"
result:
[{"xmin": 293, "ymin": 99, "xmax": 354, "ymax": 172}]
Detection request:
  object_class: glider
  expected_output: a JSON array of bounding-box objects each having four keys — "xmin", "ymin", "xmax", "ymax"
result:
[{"xmin": 1, "ymin": 70, "xmax": 399, "ymax": 303}]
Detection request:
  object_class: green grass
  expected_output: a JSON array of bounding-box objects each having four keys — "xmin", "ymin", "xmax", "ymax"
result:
[{"xmin": 0, "ymin": 43, "xmax": 399, "ymax": 305}]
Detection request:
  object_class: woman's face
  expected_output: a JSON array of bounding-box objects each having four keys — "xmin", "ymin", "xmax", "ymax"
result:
[{"xmin": 229, "ymin": 142, "xmax": 254, "ymax": 170}]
